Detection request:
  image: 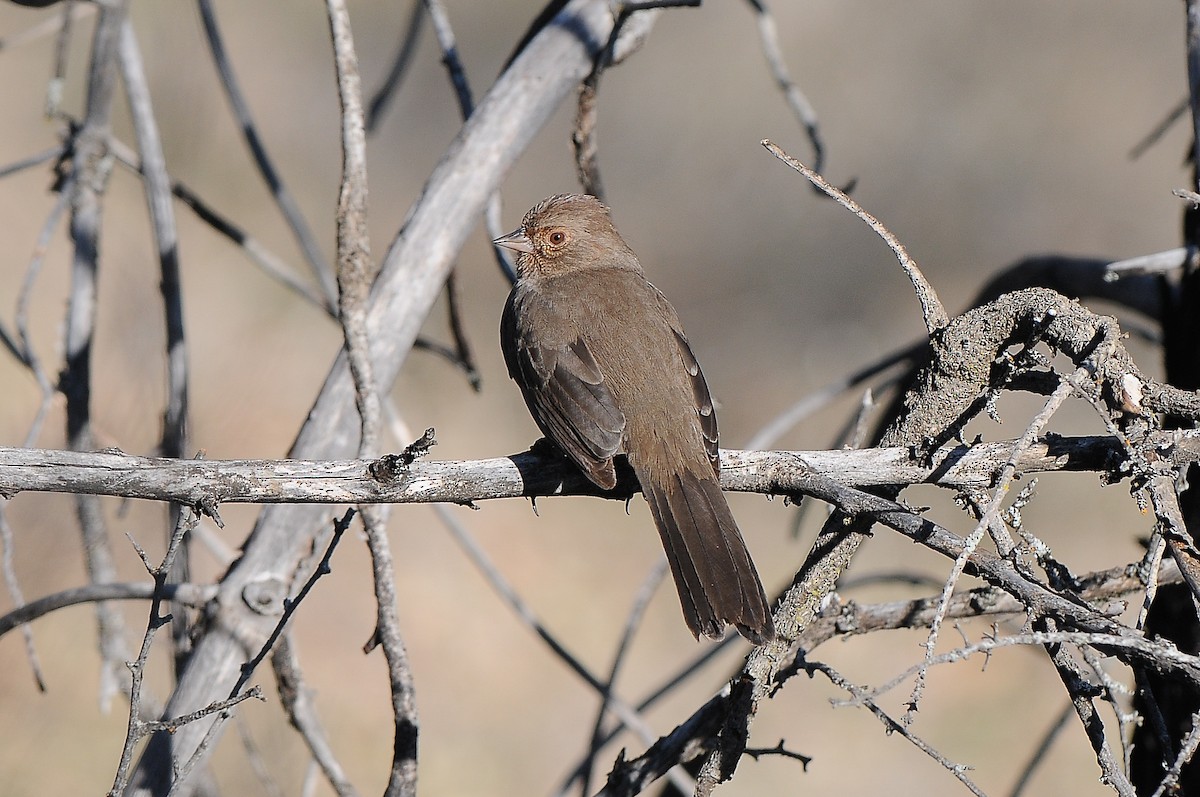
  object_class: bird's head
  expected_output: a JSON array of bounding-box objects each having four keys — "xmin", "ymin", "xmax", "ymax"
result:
[{"xmin": 494, "ymin": 194, "xmax": 639, "ymax": 279}]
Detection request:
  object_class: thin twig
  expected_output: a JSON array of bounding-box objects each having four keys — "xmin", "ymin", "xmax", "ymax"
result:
[
  {"xmin": 1137, "ymin": 534, "xmax": 1168, "ymax": 633},
  {"xmin": 0, "ymin": 581, "xmax": 217, "ymax": 639},
  {"xmin": 148, "ymin": 511, "xmax": 351, "ymax": 795},
  {"xmin": 907, "ymin": 368, "xmax": 1083, "ymax": 723},
  {"xmin": 569, "ymin": 1, "xmax": 688, "ymax": 202},
  {"xmin": 744, "ymin": 340, "xmax": 922, "ymax": 451},
  {"xmin": 1080, "ymin": 646, "xmax": 1138, "ymax": 775},
  {"xmin": 0, "ymin": 144, "xmax": 64, "ymax": 180},
  {"xmin": 1104, "ymin": 246, "xmax": 1194, "ymax": 279},
  {"xmin": 118, "ymin": 15, "xmax": 194, "ymax": 676},
  {"xmin": 573, "ymin": 81, "xmax": 603, "ymax": 200},
  {"xmin": 1009, "ymin": 702, "xmax": 1075, "ymax": 797},
  {"xmin": 1046, "ymin": 621, "xmax": 1133, "ymax": 794},
  {"xmin": 196, "ymin": 0, "xmax": 336, "ymax": 303},
  {"xmin": 1038, "ymin": 622, "xmax": 1135, "ymax": 796},
  {"xmin": 431, "ymin": 502, "xmax": 680, "ymax": 776},
  {"xmin": 328, "ymin": 3, "xmax": 419, "ymax": 794},
  {"xmin": 1151, "ymin": 710, "xmax": 1200, "ymax": 797},
  {"xmin": 1147, "ymin": 475, "xmax": 1200, "ymax": 607},
  {"xmin": 423, "ymin": 0, "xmax": 516, "ymax": 284},
  {"xmin": 47, "ymin": 0, "xmax": 79, "ymax": 117},
  {"xmin": 231, "ymin": 511, "xmax": 353, "ymax": 699},
  {"xmin": 1130, "ymin": 95, "xmax": 1189, "ymax": 160},
  {"xmin": 795, "ymin": 557, "xmax": 1181, "ymax": 655},
  {"xmin": 744, "ymin": 0, "xmax": 826, "ymax": 172},
  {"xmin": 579, "ymin": 560, "xmax": 668, "ymax": 796},
  {"xmin": 365, "ymin": 0, "xmax": 425, "ymax": 132},
  {"xmin": 810, "ymin": 660, "xmax": 987, "ymax": 797},
  {"xmin": 443, "ymin": 269, "xmax": 481, "ymax": 391},
  {"xmin": 0, "ymin": 506, "xmax": 46, "ymax": 690},
  {"xmin": 7, "ymin": 183, "xmax": 70, "ymax": 446},
  {"xmin": 762, "ymin": 138, "xmax": 949, "ymax": 333},
  {"xmin": 62, "ymin": 0, "xmax": 133, "ymax": 715},
  {"xmin": 235, "ymin": 712, "xmax": 285, "ymax": 797},
  {"xmin": 559, "ymin": 637, "xmax": 737, "ymax": 796},
  {"xmin": 108, "ymin": 507, "xmax": 200, "ymax": 796},
  {"xmin": 857, "ymin": 630, "xmax": 1200, "ymax": 705},
  {"xmin": 273, "ymin": 634, "xmax": 361, "ymax": 797},
  {"xmin": 103, "ymin": 135, "xmax": 335, "ymax": 314}
]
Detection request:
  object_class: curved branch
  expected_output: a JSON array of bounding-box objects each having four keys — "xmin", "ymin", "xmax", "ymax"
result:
[
  {"xmin": 763, "ymin": 138, "xmax": 949, "ymax": 334},
  {"xmin": 0, "ymin": 581, "xmax": 216, "ymax": 639}
]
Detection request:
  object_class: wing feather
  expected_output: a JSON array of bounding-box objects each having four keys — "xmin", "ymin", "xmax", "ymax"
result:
[{"xmin": 502, "ymin": 292, "xmax": 626, "ymax": 489}]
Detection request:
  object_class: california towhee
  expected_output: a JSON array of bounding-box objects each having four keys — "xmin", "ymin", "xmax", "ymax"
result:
[{"xmin": 495, "ymin": 194, "xmax": 774, "ymax": 644}]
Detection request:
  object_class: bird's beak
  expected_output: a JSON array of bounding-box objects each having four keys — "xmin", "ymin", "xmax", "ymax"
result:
[{"xmin": 493, "ymin": 228, "xmax": 535, "ymax": 255}]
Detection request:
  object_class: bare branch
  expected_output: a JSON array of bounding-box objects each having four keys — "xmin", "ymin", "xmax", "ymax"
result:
[
  {"xmin": 1009, "ymin": 703, "xmax": 1076, "ymax": 797},
  {"xmin": 1152, "ymin": 710, "xmax": 1200, "ymax": 797},
  {"xmin": 272, "ymin": 635, "xmax": 360, "ymax": 797},
  {"xmin": 908, "ymin": 369, "xmax": 1081, "ymax": 722},
  {"xmin": 579, "ymin": 561, "xmax": 668, "ymax": 796},
  {"xmin": 744, "ymin": 0, "xmax": 826, "ymax": 172},
  {"xmin": 0, "ymin": 580, "xmax": 217, "ymax": 639},
  {"xmin": 0, "ymin": 505, "xmax": 46, "ymax": 689},
  {"xmin": 62, "ymin": 0, "xmax": 133, "ymax": 715},
  {"xmin": 809, "ymin": 660, "xmax": 987, "ymax": 797},
  {"xmin": 431, "ymin": 500, "xmax": 678, "ymax": 782},
  {"xmin": 762, "ymin": 138, "xmax": 949, "ymax": 334},
  {"xmin": 1, "ymin": 430, "xmax": 1195, "ymax": 506},
  {"xmin": 744, "ymin": 340, "xmax": 921, "ymax": 450},
  {"xmin": 365, "ymin": 0, "xmax": 425, "ymax": 132},
  {"xmin": 327, "ymin": 2, "xmax": 419, "ymax": 792},
  {"xmin": 117, "ymin": 15, "xmax": 194, "ymax": 675},
  {"xmin": 108, "ymin": 507, "xmax": 200, "ymax": 797},
  {"xmin": 196, "ymin": 0, "xmax": 336, "ymax": 303}
]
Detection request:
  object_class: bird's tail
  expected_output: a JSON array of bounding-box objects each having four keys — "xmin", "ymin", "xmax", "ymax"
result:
[{"xmin": 640, "ymin": 468, "xmax": 775, "ymax": 644}]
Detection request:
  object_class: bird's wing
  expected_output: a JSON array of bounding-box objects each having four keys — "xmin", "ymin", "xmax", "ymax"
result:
[
  {"xmin": 645, "ymin": 284, "xmax": 721, "ymax": 476},
  {"xmin": 502, "ymin": 292, "xmax": 626, "ymax": 490},
  {"xmin": 671, "ymin": 328, "xmax": 720, "ymax": 475}
]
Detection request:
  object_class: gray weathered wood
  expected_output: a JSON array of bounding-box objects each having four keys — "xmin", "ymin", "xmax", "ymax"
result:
[
  {"xmin": 2, "ymin": 431, "xmax": 1196, "ymax": 509},
  {"xmin": 126, "ymin": 4, "xmax": 661, "ymax": 794}
]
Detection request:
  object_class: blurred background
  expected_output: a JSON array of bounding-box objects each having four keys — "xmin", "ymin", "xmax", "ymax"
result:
[{"xmin": 0, "ymin": 1, "xmax": 1187, "ymax": 795}]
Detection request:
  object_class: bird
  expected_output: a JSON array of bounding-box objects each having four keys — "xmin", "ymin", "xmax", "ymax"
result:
[{"xmin": 495, "ymin": 193, "xmax": 774, "ymax": 644}]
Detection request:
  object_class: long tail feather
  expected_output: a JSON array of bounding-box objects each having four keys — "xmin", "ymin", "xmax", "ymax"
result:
[{"xmin": 640, "ymin": 468, "xmax": 774, "ymax": 643}]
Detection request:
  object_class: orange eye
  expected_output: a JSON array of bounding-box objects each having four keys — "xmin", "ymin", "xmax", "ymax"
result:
[{"xmin": 548, "ymin": 231, "xmax": 566, "ymax": 246}]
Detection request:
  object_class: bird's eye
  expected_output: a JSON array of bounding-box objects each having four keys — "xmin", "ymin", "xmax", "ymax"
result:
[{"xmin": 548, "ymin": 231, "xmax": 567, "ymax": 246}]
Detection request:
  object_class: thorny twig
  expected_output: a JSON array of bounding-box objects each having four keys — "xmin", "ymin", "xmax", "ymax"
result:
[
  {"xmin": 907, "ymin": 367, "xmax": 1083, "ymax": 724},
  {"xmin": 108, "ymin": 508, "xmax": 213, "ymax": 796},
  {"xmin": 810, "ymin": 660, "xmax": 987, "ymax": 797}
]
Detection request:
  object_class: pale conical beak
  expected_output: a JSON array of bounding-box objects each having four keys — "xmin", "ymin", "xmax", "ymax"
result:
[{"xmin": 493, "ymin": 228, "xmax": 535, "ymax": 255}]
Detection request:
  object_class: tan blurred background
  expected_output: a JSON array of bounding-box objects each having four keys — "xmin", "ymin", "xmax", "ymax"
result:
[{"xmin": 0, "ymin": 1, "xmax": 1187, "ymax": 795}]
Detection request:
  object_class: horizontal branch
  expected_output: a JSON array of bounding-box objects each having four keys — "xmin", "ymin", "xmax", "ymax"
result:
[{"xmin": 0, "ymin": 430, "xmax": 1196, "ymax": 507}]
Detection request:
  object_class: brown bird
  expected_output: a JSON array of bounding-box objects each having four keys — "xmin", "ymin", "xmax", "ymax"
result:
[{"xmin": 495, "ymin": 194, "xmax": 774, "ymax": 644}]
